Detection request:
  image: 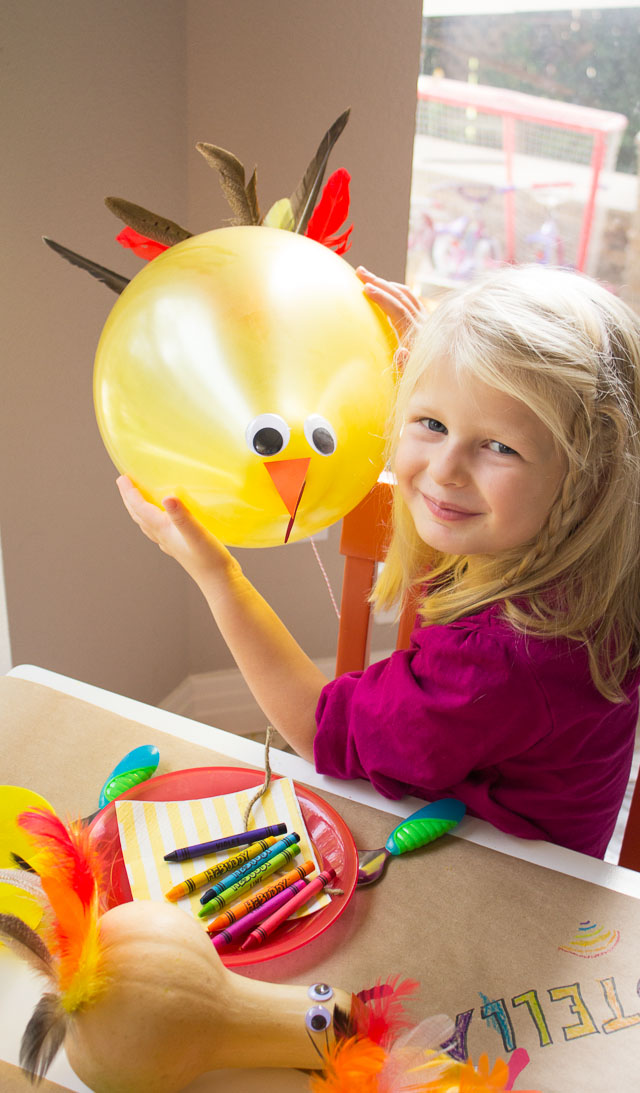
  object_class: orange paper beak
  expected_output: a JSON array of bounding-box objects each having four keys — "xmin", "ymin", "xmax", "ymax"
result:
[{"xmin": 264, "ymin": 457, "xmax": 310, "ymax": 542}]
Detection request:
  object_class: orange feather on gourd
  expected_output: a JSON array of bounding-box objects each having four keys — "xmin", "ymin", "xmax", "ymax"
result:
[{"xmin": 17, "ymin": 809, "xmax": 108, "ymax": 1013}]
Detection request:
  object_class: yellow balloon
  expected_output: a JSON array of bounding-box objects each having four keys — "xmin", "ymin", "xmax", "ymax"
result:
[
  {"xmin": 0, "ymin": 882, "xmax": 43, "ymax": 930},
  {"xmin": 0, "ymin": 785, "xmax": 55, "ymax": 870},
  {"xmin": 94, "ymin": 226, "xmax": 397, "ymax": 547}
]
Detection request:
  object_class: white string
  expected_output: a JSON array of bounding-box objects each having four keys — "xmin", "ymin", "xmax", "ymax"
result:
[{"xmin": 309, "ymin": 537, "xmax": 340, "ymax": 619}]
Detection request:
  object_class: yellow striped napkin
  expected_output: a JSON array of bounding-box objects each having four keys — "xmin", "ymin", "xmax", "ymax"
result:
[{"xmin": 115, "ymin": 777, "xmax": 329, "ymax": 922}]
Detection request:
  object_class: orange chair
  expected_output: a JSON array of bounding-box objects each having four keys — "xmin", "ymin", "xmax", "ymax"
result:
[
  {"xmin": 336, "ymin": 479, "xmax": 418, "ymax": 675},
  {"xmin": 618, "ymin": 773, "xmax": 640, "ymax": 872}
]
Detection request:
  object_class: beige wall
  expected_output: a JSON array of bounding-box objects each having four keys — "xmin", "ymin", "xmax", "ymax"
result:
[{"xmin": 2, "ymin": 1, "xmax": 421, "ymax": 703}]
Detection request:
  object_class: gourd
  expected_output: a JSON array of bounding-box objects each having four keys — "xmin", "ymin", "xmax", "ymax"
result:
[
  {"xmin": 1, "ymin": 810, "xmax": 352, "ymax": 1092},
  {"xmin": 64, "ymin": 900, "xmax": 351, "ymax": 1093}
]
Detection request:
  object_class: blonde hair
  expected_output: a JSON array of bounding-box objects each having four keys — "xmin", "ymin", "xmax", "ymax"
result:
[{"xmin": 374, "ymin": 265, "xmax": 640, "ymax": 701}]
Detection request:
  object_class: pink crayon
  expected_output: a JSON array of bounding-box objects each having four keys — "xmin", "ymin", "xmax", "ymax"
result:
[
  {"xmin": 210, "ymin": 875, "xmax": 312, "ymax": 952},
  {"xmin": 239, "ymin": 867, "xmax": 336, "ymax": 952},
  {"xmin": 205, "ymin": 861, "xmax": 314, "ymax": 934}
]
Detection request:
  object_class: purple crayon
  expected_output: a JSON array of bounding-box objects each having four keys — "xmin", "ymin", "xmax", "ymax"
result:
[
  {"xmin": 163, "ymin": 822, "xmax": 287, "ymax": 862},
  {"xmin": 211, "ymin": 875, "xmax": 312, "ymax": 951}
]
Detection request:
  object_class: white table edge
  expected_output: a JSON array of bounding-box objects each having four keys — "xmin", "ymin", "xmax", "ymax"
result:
[{"xmin": 8, "ymin": 664, "xmax": 640, "ymax": 900}]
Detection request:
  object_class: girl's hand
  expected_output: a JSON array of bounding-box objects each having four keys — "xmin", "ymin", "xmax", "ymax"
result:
[
  {"xmin": 356, "ymin": 266, "xmax": 426, "ymax": 346},
  {"xmin": 116, "ymin": 475, "xmax": 239, "ymax": 589}
]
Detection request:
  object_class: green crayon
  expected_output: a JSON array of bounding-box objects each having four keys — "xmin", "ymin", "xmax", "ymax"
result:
[
  {"xmin": 199, "ymin": 833, "xmax": 299, "ymax": 904},
  {"xmin": 198, "ymin": 844, "xmax": 301, "ymax": 917}
]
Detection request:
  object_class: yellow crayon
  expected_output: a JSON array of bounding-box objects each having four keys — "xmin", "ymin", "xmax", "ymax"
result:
[
  {"xmin": 198, "ymin": 844, "xmax": 301, "ymax": 917},
  {"xmin": 205, "ymin": 861, "xmax": 315, "ymax": 934},
  {"xmin": 164, "ymin": 837, "xmax": 279, "ymax": 902}
]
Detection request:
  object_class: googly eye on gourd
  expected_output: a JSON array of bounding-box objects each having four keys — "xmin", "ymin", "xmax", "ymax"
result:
[
  {"xmin": 245, "ymin": 413, "xmax": 290, "ymax": 457},
  {"xmin": 304, "ymin": 414, "xmax": 336, "ymax": 456},
  {"xmin": 305, "ymin": 1005, "xmax": 332, "ymax": 1032},
  {"xmin": 308, "ymin": 983, "xmax": 334, "ymax": 1002}
]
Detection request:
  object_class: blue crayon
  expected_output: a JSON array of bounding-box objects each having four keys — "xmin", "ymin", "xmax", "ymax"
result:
[
  {"xmin": 164, "ymin": 822, "xmax": 287, "ymax": 862},
  {"xmin": 199, "ymin": 832, "xmax": 300, "ymax": 904},
  {"xmin": 198, "ymin": 844, "xmax": 302, "ymax": 917}
]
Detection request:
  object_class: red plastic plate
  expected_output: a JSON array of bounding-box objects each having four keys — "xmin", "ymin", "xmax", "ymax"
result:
[{"xmin": 88, "ymin": 766, "xmax": 357, "ymax": 966}]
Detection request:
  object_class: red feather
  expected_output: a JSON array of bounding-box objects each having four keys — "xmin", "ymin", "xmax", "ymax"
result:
[
  {"xmin": 305, "ymin": 168, "xmax": 353, "ymax": 254},
  {"xmin": 116, "ymin": 226, "xmax": 169, "ymax": 260},
  {"xmin": 17, "ymin": 810, "xmax": 108, "ymax": 1007},
  {"xmin": 351, "ymin": 977, "xmax": 419, "ymax": 1049},
  {"xmin": 18, "ymin": 810, "xmax": 99, "ymax": 909}
]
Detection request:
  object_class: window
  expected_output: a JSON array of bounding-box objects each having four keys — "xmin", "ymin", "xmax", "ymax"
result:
[{"xmin": 407, "ymin": 2, "xmax": 640, "ymax": 308}]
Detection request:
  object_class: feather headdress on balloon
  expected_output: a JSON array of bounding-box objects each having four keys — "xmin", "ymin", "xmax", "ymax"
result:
[
  {"xmin": 41, "ymin": 106, "xmax": 397, "ymax": 551},
  {"xmin": 43, "ymin": 108, "xmax": 353, "ymax": 290}
]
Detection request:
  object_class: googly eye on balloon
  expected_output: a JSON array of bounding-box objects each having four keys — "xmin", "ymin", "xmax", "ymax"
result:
[
  {"xmin": 304, "ymin": 415, "xmax": 337, "ymax": 457},
  {"xmin": 246, "ymin": 414, "xmax": 291, "ymax": 457}
]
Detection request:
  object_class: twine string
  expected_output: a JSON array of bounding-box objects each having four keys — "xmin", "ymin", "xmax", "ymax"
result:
[
  {"xmin": 242, "ymin": 725, "xmax": 274, "ymax": 829},
  {"xmin": 242, "ymin": 726, "xmax": 344, "ymax": 896}
]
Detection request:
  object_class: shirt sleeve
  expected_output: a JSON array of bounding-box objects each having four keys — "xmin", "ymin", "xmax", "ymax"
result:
[{"xmin": 313, "ymin": 618, "xmax": 552, "ymax": 800}]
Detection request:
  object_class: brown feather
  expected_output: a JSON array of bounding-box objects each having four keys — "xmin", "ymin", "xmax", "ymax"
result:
[
  {"xmin": 333, "ymin": 999, "xmax": 357, "ymax": 1042},
  {"xmin": 0, "ymin": 913, "xmax": 54, "ymax": 980},
  {"xmin": 245, "ymin": 167, "xmax": 261, "ymax": 225},
  {"xmin": 104, "ymin": 197, "xmax": 192, "ymax": 246},
  {"xmin": 9, "ymin": 852, "xmax": 37, "ymax": 873},
  {"xmin": 289, "ymin": 108, "xmax": 350, "ymax": 233},
  {"xmin": 42, "ymin": 237, "xmax": 129, "ymax": 295},
  {"xmin": 19, "ymin": 992, "xmax": 67, "ymax": 1081},
  {"xmin": 195, "ymin": 143, "xmax": 256, "ymax": 225}
]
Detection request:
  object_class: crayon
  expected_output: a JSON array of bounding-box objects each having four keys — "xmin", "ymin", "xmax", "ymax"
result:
[
  {"xmin": 199, "ymin": 833, "xmax": 300, "ymax": 904},
  {"xmin": 239, "ymin": 867, "xmax": 336, "ymax": 951},
  {"xmin": 211, "ymin": 876, "xmax": 312, "ymax": 951},
  {"xmin": 205, "ymin": 861, "xmax": 315, "ymax": 934},
  {"xmin": 164, "ymin": 836, "xmax": 280, "ymax": 901},
  {"xmin": 198, "ymin": 844, "xmax": 301, "ymax": 917},
  {"xmin": 163, "ymin": 822, "xmax": 287, "ymax": 862}
]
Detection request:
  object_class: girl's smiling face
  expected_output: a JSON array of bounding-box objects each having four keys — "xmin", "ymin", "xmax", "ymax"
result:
[{"xmin": 394, "ymin": 357, "xmax": 567, "ymax": 560}]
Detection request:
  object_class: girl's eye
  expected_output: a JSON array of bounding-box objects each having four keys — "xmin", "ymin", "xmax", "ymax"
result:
[
  {"xmin": 488, "ymin": 440, "xmax": 518, "ymax": 456},
  {"xmin": 421, "ymin": 417, "xmax": 447, "ymax": 434}
]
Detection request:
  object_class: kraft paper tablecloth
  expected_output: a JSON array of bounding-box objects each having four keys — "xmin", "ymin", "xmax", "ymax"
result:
[{"xmin": 2, "ymin": 675, "xmax": 640, "ymax": 1093}]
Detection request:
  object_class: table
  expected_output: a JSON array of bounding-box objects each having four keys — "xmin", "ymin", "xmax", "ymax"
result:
[{"xmin": 2, "ymin": 665, "xmax": 640, "ymax": 1093}]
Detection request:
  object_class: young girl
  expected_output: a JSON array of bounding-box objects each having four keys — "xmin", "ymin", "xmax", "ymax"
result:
[{"xmin": 117, "ymin": 264, "xmax": 640, "ymax": 860}]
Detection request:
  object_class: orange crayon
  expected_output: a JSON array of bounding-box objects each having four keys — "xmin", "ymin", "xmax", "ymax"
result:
[
  {"xmin": 164, "ymin": 837, "xmax": 280, "ymax": 901},
  {"xmin": 206, "ymin": 861, "xmax": 315, "ymax": 934}
]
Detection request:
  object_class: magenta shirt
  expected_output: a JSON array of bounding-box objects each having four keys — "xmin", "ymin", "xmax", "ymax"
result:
[{"xmin": 314, "ymin": 604, "xmax": 638, "ymax": 858}]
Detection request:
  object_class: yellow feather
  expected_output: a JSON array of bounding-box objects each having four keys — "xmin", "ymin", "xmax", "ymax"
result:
[
  {"xmin": 18, "ymin": 812, "xmax": 108, "ymax": 1013},
  {"xmin": 60, "ymin": 913, "xmax": 106, "ymax": 1013},
  {"xmin": 263, "ymin": 197, "xmax": 295, "ymax": 231}
]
